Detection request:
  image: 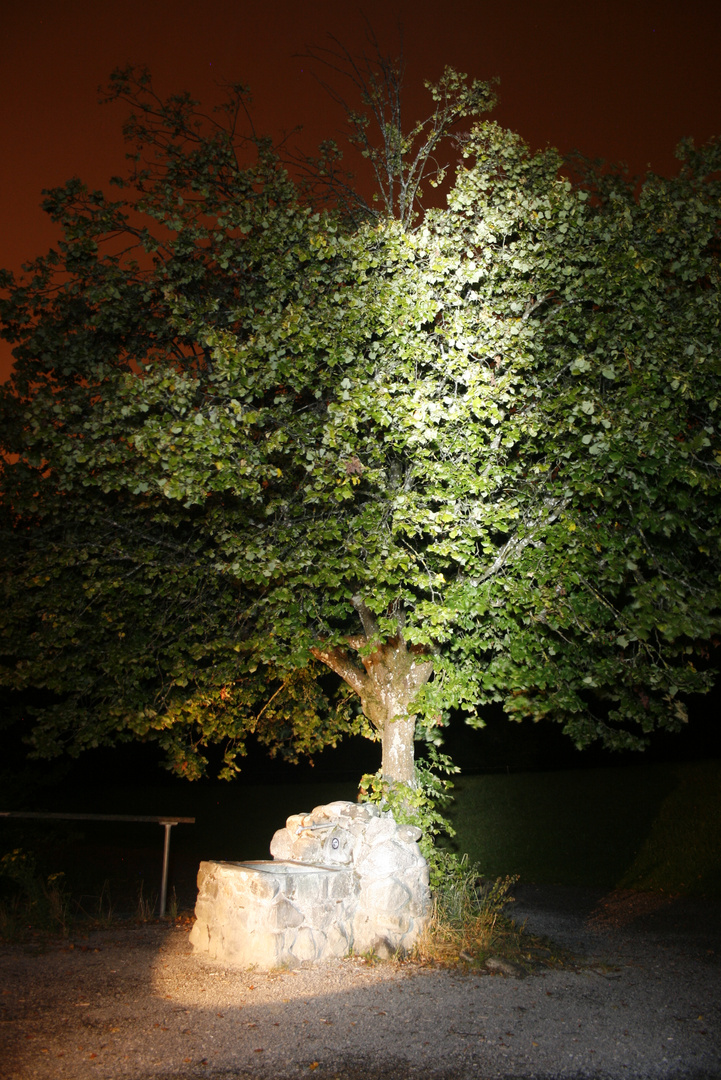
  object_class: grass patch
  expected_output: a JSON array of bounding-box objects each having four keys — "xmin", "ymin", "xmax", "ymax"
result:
[
  {"xmin": 616, "ymin": 761, "xmax": 721, "ymax": 895},
  {"xmin": 0, "ymin": 854, "xmax": 178, "ymax": 942},
  {"xmin": 448, "ymin": 759, "xmax": 721, "ymax": 897}
]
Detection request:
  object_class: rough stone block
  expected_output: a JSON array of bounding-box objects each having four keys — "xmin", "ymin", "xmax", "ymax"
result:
[
  {"xmin": 362, "ymin": 816, "xmax": 398, "ymax": 845},
  {"xmin": 231, "ymin": 928, "xmax": 284, "ymax": 968},
  {"xmin": 327, "ymin": 869, "xmax": 356, "ymax": 900},
  {"xmin": 319, "ymin": 830, "xmax": 355, "ymax": 865},
  {"xmin": 288, "ymin": 869, "xmax": 328, "ymax": 904},
  {"xmin": 325, "ymin": 921, "xmax": 350, "ymax": 958},
  {"xmin": 374, "ymin": 910, "xmax": 412, "ymax": 936},
  {"xmin": 188, "ymin": 918, "xmax": 208, "ymax": 950},
  {"xmin": 290, "ymin": 926, "xmax": 320, "ymax": 963},
  {"xmin": 246, "ymin": 871, "xmax": 280, "ymax": 901},
  {"xmin": 350, "ymin": 911, "xmax": 375, "ymax": 954},
  {"xmin": 408, "ymin": 892, "xmax": 431, "ymax": 917},
  {"xmin": 361, "ymin": 877, "xmax": 411, "ymax": 914},
  {"xmin": 356, "ymin": 839, "xmax": 419, "ymax": 879},
  {"xmin": 397, "ymin": 824, "xmax": 422, "ymax": 843},
  {"xmin": 267, "ymin": 897, "xmax": 304, "ymax": 931},
  {"xmin": 269, "ymin": 829, "xmax": 294, "ymax": 860}
]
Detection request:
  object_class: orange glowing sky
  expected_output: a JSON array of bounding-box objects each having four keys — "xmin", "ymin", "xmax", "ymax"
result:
[{"xmin": 2, "ymin": 0, "xmax": 720, "ymax": 381}]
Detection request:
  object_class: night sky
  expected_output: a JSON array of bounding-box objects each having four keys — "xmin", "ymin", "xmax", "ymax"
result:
[{"xmin": 2, "ymin": 0, "xmax": 720, "ymax": 382}]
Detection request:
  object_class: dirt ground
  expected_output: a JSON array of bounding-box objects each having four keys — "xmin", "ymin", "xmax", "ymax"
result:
[{"xmin": 1, "ymin": 884, "xmax": 720, "ymax": 1080}]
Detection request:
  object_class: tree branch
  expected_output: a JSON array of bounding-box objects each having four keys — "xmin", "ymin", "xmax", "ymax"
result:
[
  {"xmin": 351, "ymin": 593, "xmax": 380, "ymax": 639},
  {"xmin": 310, "ymin": 644, "xmax": 367, "ymax": 697}
]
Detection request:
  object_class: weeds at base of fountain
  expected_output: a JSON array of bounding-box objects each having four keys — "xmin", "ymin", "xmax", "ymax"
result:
[{"xmin": 409, "ymin": 855, "xmax": 576, "ymax": 973}]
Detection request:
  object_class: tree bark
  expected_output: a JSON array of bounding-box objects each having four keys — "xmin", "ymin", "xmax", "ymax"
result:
[{"xmin": 310, "ymin": 598, "xmax": 433, "ymax": 785}]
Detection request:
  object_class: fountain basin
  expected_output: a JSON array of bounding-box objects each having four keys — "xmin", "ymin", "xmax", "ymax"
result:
[
  {"xmin": 190, "ymin": 802, "xmax": 431, "ymax": 968},
  {"xmin": 189, "ymin": 858, "xmax": 356, "ymax": 968},
  {"xmin": 239, "ymin": 860, "xmax": 338, "ymax": 875}
]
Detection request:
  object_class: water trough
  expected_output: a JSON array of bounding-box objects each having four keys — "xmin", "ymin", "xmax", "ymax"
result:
[{"xmin": 189, "ymin": 801, "xmax": 431, "ymax": 967}]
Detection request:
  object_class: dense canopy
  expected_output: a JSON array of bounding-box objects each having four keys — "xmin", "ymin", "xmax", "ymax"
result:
[{"xmin": 2, "ymin": 67, "xmax": 720, "ymax": 783}]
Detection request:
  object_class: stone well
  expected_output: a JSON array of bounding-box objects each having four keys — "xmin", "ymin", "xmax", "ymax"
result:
[{"xmin": 189, "ymin": 800, "xmax": 431, "ymax": 967}]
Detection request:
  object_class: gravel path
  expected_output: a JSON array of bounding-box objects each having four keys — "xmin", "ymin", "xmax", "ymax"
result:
[{"xmin": 1, "ymin": 885, "xmax": 720, "ymax": 1080}]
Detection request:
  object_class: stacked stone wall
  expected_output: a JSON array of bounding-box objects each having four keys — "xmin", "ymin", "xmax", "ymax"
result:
[
  {"xmin": 190, "ymin": 800, "xmax": 431, "ymax": 968},
  {"xmin": 190, "ymin": 861, "xmax": 355, "ymax": 968}
]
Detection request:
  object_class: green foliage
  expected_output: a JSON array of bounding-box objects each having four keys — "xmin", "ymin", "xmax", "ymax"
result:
[
  {"xmin": 432, "ymin": 857, "xmax": 517, "ymax": 931},
  {"xmin": 1, "ymin": 65, "xmax": 720, "ymax": 780},
  {"xmin": 298, "ymin": 38, "xmax": 497, "ymax": 226},
  {"xmin": 616, "ymin": 760, "xmax": 721, "ymax": 895},
  {"xmin": 359, "ymin": 747, "xmax": 459, "ymax": 882},
  {"xmin": 135, "ymin": 881, "xmax": 157, "ymax": 922}
]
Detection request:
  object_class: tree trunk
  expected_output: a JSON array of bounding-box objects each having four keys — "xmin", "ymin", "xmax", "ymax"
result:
[
  {"xmin": 380, "ymin": 713, "xmax": 417, "ymax": 785},
  {"xmin": 310, "ymin": 598, "xmax": 433, "ymax": 785}
]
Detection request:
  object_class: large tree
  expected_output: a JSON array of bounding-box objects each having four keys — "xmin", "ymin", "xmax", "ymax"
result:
[{"xmin": 2, "ymin": 67, "xmax": 720, "ymax": 785}]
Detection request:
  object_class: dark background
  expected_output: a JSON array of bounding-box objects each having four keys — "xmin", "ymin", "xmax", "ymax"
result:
[{"xmin": 2, "ymin": 0, "xmax": 721, "ymax": 382}]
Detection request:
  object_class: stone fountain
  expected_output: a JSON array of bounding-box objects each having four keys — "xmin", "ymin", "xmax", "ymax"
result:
[{"xmin": 189, "ymin": 800, "xmax": 431, "ymax": 968}]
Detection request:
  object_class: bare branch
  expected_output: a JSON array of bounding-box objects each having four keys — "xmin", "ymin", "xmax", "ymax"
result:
[{"xmin": 293, "ymin": 35, "xmax": 498, "ymax": 228}]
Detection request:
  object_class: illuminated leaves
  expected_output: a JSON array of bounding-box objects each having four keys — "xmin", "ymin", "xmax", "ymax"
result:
[{"xmin": 1, "ymin": 71, "xmax": 720, "ymax": 774}]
